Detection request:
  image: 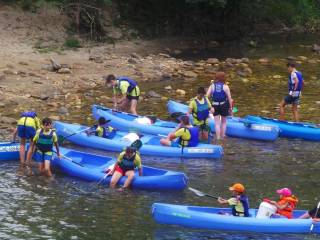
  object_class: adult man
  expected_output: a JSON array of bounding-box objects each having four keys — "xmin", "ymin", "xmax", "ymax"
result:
[
  {"xmin": 279, "ymin": 62, "xmax": 304, "ymax": 121},
  {"xmin": 104, "ymin": 74, "xmax": 140, "ymax": 114}
]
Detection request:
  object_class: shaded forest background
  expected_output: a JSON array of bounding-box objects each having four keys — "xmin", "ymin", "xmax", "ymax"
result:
[{"xmin": 2, "ymin": 0, "xmax": 320, "ymax": 41}]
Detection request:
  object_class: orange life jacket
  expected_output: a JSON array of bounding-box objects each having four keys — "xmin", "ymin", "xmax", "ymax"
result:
[{"xmin": 276, "ymin": 196, "xmax": 298, "ymax": 219}]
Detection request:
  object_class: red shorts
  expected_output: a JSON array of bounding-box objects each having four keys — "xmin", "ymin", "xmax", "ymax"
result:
[{"xmin": 115, "ymin": 165, "xmax": 125, "ymax": 176}]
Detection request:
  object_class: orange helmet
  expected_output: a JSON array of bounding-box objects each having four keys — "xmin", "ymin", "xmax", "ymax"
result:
[{"xmin": 229, "ymin": 183, "xmax": 245, "ymax": 193}]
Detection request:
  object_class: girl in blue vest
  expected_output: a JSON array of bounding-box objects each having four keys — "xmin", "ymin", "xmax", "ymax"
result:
[
  {"xmin": 188, "ymin": 87, "xmax": 215, "ymax": 141},
  {"xmin": 86, "ymin": 117, "xmax": 116, "ymax": 139},
  {"xmin": 12, "ymin": 111, "xmax": 41, "ymax": 168},
  {"xmin": 206, "ymin": 72, "xmax": 233, "ymax": 140},
  {"xmin": 279, "ymin": 62, "xmax": 304, "ymax": 122},
  {"xmin": 104, "ymin": 74, "xmax": 140, "ymax": 114},
  {"xmin": 28, "ymin": 118, "xmax": 60, "ymax": 177}
]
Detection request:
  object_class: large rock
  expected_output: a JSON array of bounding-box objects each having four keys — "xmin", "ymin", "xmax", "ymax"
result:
[
  {"xmin": 58, "ymin": 106, "xmax": 69, "ymax": 115},
  {"xmin": 176, "ymin": 89, "xmax": 186, "ymax": 95},
  {"xmin": 50, "ymin": 58, "xmax": 61, "ymax": 71},
  {"xmin": 311, "ymin": 44, "xmax": 320, "ymax": 52},
  {"xmin": 0, "ymin": 116, "xmax": 17, "ymax": 125},
  {"xmin": 258, "ymin": 58, "xmax": 271, "ymax": 65},
  {"xmin": 206, "ymin": 58, "xmax": 219, "ymax": 64},
  {"xmin": 298, "ymin": 56, "xmax": 307, "ymax": 61}
]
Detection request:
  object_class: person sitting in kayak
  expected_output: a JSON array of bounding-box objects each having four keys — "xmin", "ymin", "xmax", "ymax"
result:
[
  {"xmin": 107, "ymin": 146, "xmax": 143, "ymax": 191},
  {"xmin": 262, "ymin": 187, "xmax": 298, "ymax": 219},
  {"xmin": 217, "ymin": 183, "xmax": 250, "ymax": 217},
  {"xmin": 28, "ymin": 117, "xmax": 60, "ymax": 177},
  {"xmin": 86, "ymin": 117, "xmax": 116, "ymax": 139},
  {"xmin": 12, "ymin": 111, "xmax": 41, "ymax": 169},
  {"xmin": 104, "ymin": 74, "xmax": 140, "ymax": 114},
  {"xmin": 188, "ymin": 86, "xmax": 215, "ymax": 141},
  {"xmin": 160, "ymin": 115, "xmax": 199, "ymax": 148},
  {"xmin": 298, "ymin": 203, "xmax": 320, "ymax": 222}
]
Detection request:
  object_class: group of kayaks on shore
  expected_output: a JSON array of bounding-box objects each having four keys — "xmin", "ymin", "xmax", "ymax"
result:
[{"xmin": 2, "ymin": 62, "xmax": 320, "ymax": 234}]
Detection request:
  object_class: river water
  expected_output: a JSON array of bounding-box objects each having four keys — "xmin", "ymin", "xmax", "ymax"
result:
[{"xmin": 1, "ymin": 35, "xmax": 320, "ymax": 239}]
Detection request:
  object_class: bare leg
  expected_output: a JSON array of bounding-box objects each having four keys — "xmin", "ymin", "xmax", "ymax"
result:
[
  {"xmin": 44, "ymin": 160, "xmax": 52, "ymax": 177},
  {"xmin": 123, "ymin": 170, "xmax": 135, "ymax": 189},
  {"xmin": 279, "ymin": 100, "xmax": 286, "ymax": 120},
  {"xmin": 292, "ymin": 104, "xmax": 299, "ymax": 122},
  {"xmin": 19, "ymin": 138, "xmax": 26, "ymax": 165},
  {"xmin": 214, "ymin": 115, "xmax": 221, "ymax": 140},
  {"xmin": 130, "ymin": 99, "xmax": 138, "ymax": 115},
  {"xmin": 110, "ymin": 171, "xmax": 123, "ymax": 188},
  {"xmin": 120, "ymin": 98, "xmax": 130, "ymax": 112},
  {"xmin": 220, "ymin": 116, "xmax": 227, "ymax": 138}
]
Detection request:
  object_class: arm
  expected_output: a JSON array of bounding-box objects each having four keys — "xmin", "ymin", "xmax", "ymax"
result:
[
  {"xmin": 107, "ymin": 162, "xmax": 119, "ymax": 176},
  {"xmin": 188, "ymin": 100, "xmax": 194, "ymax": 117},
  {"xmin": 218, "ymin": 197, "xmax": 228, "ymax": 204},
  {"xmin": 224, "ymin": 85, "xmax": 233, "ymax": 112},
  {"xmin": 270, "ymin": 200, "xmax": 290, "ymax": 210},
  {"xmin": 54, "ymin": 142, "xmax": 60, "ymax": 157},
  {"xmin": 206, "ymin": 85, "xmax": 212, "ymax": 98}
]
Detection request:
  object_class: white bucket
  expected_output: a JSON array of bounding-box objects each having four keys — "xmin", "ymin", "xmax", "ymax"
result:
[
  {"xmin": 134, "ymin": 117, "xmax": 152, "ymax": 125},
  {"xmin": 122, "ymin": 133, "xmax": 140, "ymax": 144},
  {"xmin": 256, "ymin": 202, "xmax": 277, "ymax": 219}
]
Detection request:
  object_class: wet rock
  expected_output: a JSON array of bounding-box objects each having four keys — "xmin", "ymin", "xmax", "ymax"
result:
[
  {"xmin": 258, "ymin": 58, "xmax": 271, "ymax": 65},
  {"xmin": 311, "ymin": 44, "xmax": 320, "ymax": 52},
  {"xmin": 182, "ymin": 71, "xmax": 197, "ymax": 78},
  {"xmin": 226, "ymin": 58, "xmax": 238, "ymax": 64},
  {"xmin": 58, "ymin": 106, "xmax": 69, "ymax": 115},
  {"xmin": 58, "ymin": 68, "xmax": 72, "ymax": 74},
  {"xmin": 164, "ymin": 85, "xmax": 172, "ymax": 90},
  {"xmin": 147, "ymin": 90, "xmax": 162, "ymax": 98},
  {"xmin": 0, "ymin": 75, "xmax": 5, "ymax": 81},
  {"xmin": 206, "ymin": 58, "xmax": 219, "ymax": 65},
  {"xmin": 204, "ymin": 65, "xmax": 218, "ymax": 74},
  {"xmin": 298, "ymin": 56, "xmax": 307, "ymax": 61},
  {"xmin": 225, "ymin": 62, "xmax": 234, "ymax": 68},
  {"xmin": 0, "ymin": 116, "xmax": 17, "ymax": 125},
  {"xmin": 176, "ymin": 89, "xmax": 186, "ymax": 95}
]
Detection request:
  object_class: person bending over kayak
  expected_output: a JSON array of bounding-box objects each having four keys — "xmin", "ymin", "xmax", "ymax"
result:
[
  {"xmin": 218, "ymin": 183, "xmax": 250, "ymax": 217},
  {"xmin": 279, "ymin": 62, "xmax": 304, "ymax": 122},
  {"xmin": 206, "ymin": 72, "xmax": 233, "ymax": 140},
  {"xmin": 12, "ymin": 111, "xmax": 41, "ymax": 168},
  {"xmin": 299, "ymin": 204, "xmax": 320, "ymax": 222},
  {"xmin": 86, "ymin": 117, "xmax": 116, "ymax": 139},
  {"xmin": 188, "ymin": 86, "xmax": 215, "ymax": 141},
  {"xmin": 28, "ymin": 118, "xmax": 60, "ymax": 177},
  {"xmin": 104, "ymin": 74, "xmax": 140, "ymax": 114},
  {"xmin": 261, "ymin": 187, "xmax": 298, "ymax": 219},
  {"xmin": 160, "ymin": 115, "xmax": 199, "ymax": 148},
  {"xmin": 107, "ymin": 146, "xmax": 142, "ymax": 191}
]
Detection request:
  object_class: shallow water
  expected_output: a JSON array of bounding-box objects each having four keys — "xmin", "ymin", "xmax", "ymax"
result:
[{"xmin": 1, "ymin": 35, "xmax": 320, "ymax": 239}]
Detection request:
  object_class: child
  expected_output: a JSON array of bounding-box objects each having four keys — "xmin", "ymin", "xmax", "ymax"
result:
[
  {"xmin": 86, "ymin": 117, "xmax": 116, "ymax": 139},
  {"xmin": 267, "ymin": 188, "xmax": 298, "ymax": 219},
  {"xmin": 12, "ymin": 111, "xmax": 41, "ymax": 167},
  {"xmin": 217, "ymin": 183, "xmax": 250, "ymax": 217},
  {"xmin": 28, "ymin": 118, "xmax": 60, "ymax": 177}
]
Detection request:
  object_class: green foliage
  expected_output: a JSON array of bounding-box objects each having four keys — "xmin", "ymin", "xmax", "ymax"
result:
[{"xmin": 64, "ymin": 38, "xmax": 81, "ymax": 48}]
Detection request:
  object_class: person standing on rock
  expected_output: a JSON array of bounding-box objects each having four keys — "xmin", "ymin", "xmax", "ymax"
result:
[
  {"xmin": 12, "ymin": 111, "xmax": 41, "ymax": 169},
  {"xmin": 279, "ymin": 62, "xmax": 304, "ymax": 122},
  {"xmin": 188, "ymin": 87, "xmax": 215, "ymax": 141},
  {"xmin": 206, "ymin": 72, "xmax": 233, "ymax": 140},
  {"xmin": 104, "ymin": 74, "xmax": 140, "ymax": 114}
]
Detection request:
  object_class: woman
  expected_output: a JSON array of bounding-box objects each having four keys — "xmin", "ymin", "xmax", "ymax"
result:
[{"xmin": 206, "ymin": 72, "xmax": 233, "ymax": 140}]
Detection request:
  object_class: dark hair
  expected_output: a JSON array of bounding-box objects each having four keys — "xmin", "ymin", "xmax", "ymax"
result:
[
  {"xmin": 179, "ymin": 115, "xmax": 190, "ymax": 125},
  {"xmin": 42, "ymin": 117, "xmax": 52, "ymax": 125},
  {"xmin": 104, "ymin": 74, "xmax": 116, "ymax": 83},
  {"xmin": 197, "ymin": 87, "xmax": 206, "ymax": 95},
  {"xmin": 126, "ymin": 146, "xmax": 136, "ymax": 154},
  {"xmin": 287, "ymin": 62, "xmax": 296, "ymax": 68},
  {"xmin": 98, "ymin": 117, "xmax": 107, "ymax": 125}
]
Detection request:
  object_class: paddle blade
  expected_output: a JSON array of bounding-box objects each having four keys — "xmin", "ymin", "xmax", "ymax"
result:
[{"xmin": 188, "ymin": 187, "xmax": 206, "ymax": 197}]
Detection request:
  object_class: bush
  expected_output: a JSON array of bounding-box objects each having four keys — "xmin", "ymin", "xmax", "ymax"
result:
[{"xmin": 64, "ymin": 38, "xmax": 81, "ymax": 48}]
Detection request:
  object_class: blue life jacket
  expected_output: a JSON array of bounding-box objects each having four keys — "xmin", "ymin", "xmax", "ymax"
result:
[
  {"xmin": 231, "ymin": 195, "xmax": 250, "ymax": 217},
  {"xmin": 117, "ymin": 76, "xmax": 137, "ymax": 94},
  {"xmin": 118, "ymin": 152, "xmax": 136, "ymax": 171},
  {"xmin": 36, "ymin": 129, "xmax": 54, "ymax": 153},
  {"xmin": 21, "ymin": 111, "xmax": 37, "ymax": 118},
  {"xmin": 179, "ymin": 127, "xmax": 199, "ymax": 147},
  {"xmin": 211, "ymin": 82, "xmax": 227, "ymax": 102},
  {"xmin": 193, "ymin": 98, "xmax": 210, "ymax": 121},
  {"xmin": 288, "ymin": 71, "xmax": 303, "ymax": 93},
  {"xmin": 94, "ymin": 125, "xmax": 115, "ymax": 139}
]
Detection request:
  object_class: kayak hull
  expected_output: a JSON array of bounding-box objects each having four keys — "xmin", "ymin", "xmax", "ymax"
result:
[
  {"xmin": 53, "ymin": 148, "xmax": 188, "ymax": 191},
  {"xmin": 0, "ymin": 142, "xmax": 21, "ymax": 161},
  {"xmin": 54, "ymin": 121, "xmax": 223, "ymax": 159},
  {"xmin": 151, "ymin": 203, "xmax": 320, "ymax": 233},
  {"xmin": 167, "ymin": 100, "xmax": 279, "ymax": 141},
  {"xmin": 245, "ymin": 115, "xmax": 320, "ymax": 141}
]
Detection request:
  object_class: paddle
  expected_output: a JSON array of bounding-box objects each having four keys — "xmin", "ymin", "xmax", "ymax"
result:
[
  {"xmin": 310, "ymin": 201, "xmax": 320, "ymax": 232},
  {"xmin": 58, "ymin": 127, "xmax": 91, "ymax": 144},
  {"xmin": 54, "ymin": 151, "xmax": 84, "ymax": 167},
  {"xmin": 188, "ymin": 187, "xmax": 219, "ymax": 199}
]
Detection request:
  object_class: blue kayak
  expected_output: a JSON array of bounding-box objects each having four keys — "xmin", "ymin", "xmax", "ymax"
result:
[
  {"xmin": 151, "ymin": 203, "xmax": 320, "ymax": 234},
  {"xmin": 52, "ymin": 148, "xmax": 188, "ymax": 191},
  {"xmin": 245, "ymin": 115, "xmax": 320, "ymax": 141},
  {"xmin": 54, "ymin": 121, "xmax": 223, "ymax": 159},
  {"xmin": 92, "ymin": 104, "xmax": 177, "ymax": 136},
  {"xmin": 0, "ymin": 142, "xmax": 21, "ymax": 161},
  {"xmin": 167, "ymin": 100, "xmax": 280, "ymax": 141}
]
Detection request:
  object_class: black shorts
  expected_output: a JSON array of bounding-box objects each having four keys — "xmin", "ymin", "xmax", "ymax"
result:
[
  {"xmin": 284, "ymin": 95, "xmax": 300, "ymax": 105},
  {"xmin": 213, "ymin": 102, "xmax": 230, "ymax": 117},
  {"xmin": 126, "ymin": 95, "xmax": 139, "ymax": 101}
]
